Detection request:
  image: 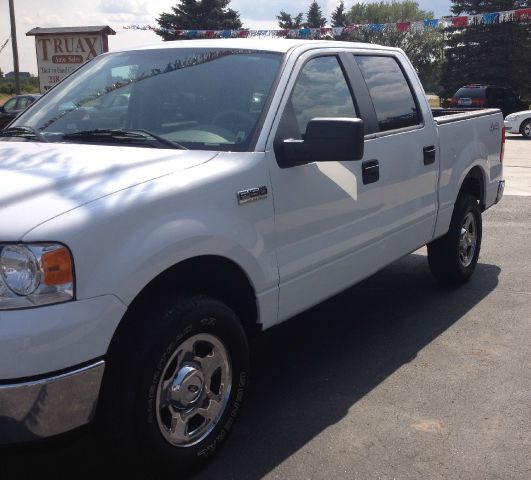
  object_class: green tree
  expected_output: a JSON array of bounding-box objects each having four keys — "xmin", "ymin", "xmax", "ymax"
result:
[
  {"xmin": 441, "ymin": 0, "xmax": 531, "ymax": 101},
  {"xmin": 155, "ymin": 0, "xmax": 242, "ymax": 40},
  {"xmin": 344, "ymin": 1, "xmax": 444, "ymax": 92},
  {"xmin": 331, "ymin": 1, "xmax": 348, "ymax": 27},
  {"xmin": 277, "ymin": 11, "xmax": 304, "ymax": 29},
  {"xmin": 348, "ymin": 0, "xmax": 433, "ymax": 23},
  {"xmin": 306, "ymin": 1, "xmax": 327, "ymax": 28}
]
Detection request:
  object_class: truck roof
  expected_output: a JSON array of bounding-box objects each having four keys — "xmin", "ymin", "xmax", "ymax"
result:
[{"xmin": 119, "ymin": 38, "xmax": 399, "ymax": 55}]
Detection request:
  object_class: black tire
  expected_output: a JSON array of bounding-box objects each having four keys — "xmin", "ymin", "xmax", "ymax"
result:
[
  {"xmin": 520, "ymin": 119, "xmax": 531, "ymax": 139},
  {"xmin": 99, "ymin": 294, "xmax": 249, "ymax": 472},
  {"xmin": 427, "ymin": 193, "xmax": 482, "ymax": 285}
]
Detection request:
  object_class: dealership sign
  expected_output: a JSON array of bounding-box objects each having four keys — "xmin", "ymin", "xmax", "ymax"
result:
[{"xmin": 27, "ymin": 26, "xmax": 115, "ymax": 92}]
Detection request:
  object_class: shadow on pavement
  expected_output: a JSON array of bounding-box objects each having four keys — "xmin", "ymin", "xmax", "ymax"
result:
[
  {"xmin": 0, "ymin": 252, "xmax": 500, "ymax": 479},
  {"xmin": 505, "ymin": 135, "xmax": 530, "ymax": 141}
]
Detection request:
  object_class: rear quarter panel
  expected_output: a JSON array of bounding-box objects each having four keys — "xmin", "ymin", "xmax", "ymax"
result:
[{"xmin": 433, "ymin": 109, "xmax": 503, "ymax": 238}]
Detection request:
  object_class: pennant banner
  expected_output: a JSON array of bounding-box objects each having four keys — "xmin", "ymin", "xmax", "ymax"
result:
[{"xmin": 123, "ymin": 8, "xmax": 531, "ymax": 39}]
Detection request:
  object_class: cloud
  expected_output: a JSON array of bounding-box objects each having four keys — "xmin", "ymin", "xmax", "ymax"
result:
[{"xmin": 98, "ymin": 0, "xmax": 149, "ymax": 15}]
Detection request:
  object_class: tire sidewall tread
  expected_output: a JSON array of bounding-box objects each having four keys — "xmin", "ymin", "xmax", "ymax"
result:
[
  {"xmin": 428, "ymin": 193, "xmax": 482, "ymax": 285},
  {"xmin": 100, "ymin": 294, "xmax": 249, "ymax": 471}
]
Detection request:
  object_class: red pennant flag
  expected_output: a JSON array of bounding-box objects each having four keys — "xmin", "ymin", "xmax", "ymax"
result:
[
  {"xmin": 396, "ymin": 22, "xmax": 411, "ymax": 31},
  {"xmin": 452, "ymin": 16, "xmax": 468, "ymax": 27},
  {"xmin": 515, "ymin": 8, "xmax": 531, "ymax": 20}
]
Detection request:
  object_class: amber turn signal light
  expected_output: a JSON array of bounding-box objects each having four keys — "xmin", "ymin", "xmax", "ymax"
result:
[{"xmin": 42, "ymin": 247, "xmax": 73, "ymax": 285}]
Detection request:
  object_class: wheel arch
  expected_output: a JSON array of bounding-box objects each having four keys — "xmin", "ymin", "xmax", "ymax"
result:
[
  {"xmin": 110, "ymin": 255, "xmax": 260, "ymax": 348},
  {"xmin": 458, "ymin": 165, "xmax": 486, "ymax": 210}
]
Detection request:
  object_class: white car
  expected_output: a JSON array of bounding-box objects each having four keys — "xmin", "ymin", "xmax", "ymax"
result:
[{"xmin": 504, "ymin": 110, "xmax": 531, "ymax": 139}]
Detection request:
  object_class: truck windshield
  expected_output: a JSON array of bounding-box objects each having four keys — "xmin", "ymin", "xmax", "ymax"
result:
[{"xmin": 10, "ymin": 48, "xmax": 282, "ymax": 151}]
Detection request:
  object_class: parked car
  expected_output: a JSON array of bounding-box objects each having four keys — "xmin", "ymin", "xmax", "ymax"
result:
[
  {"xmin": 0, "ymin": 39, "xmax": 504, "ymax": 469},
  {"xmin": 0, "ymin": 94, "xmax": 42, "ymax": 129},
  {"xmin": 504, "ymin": 110, "xmax": 531, "ymax": 139},
  {"xmin": 449, "ymin": 85, "xmax": 527, "ymax": 117}
]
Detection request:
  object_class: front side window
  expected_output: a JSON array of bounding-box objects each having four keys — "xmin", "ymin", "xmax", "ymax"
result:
[
  {"xmin": 355, "ymin": 55, "xmax": 420, "ymax": 132},
  {"xmin": 2, "ymin": 97, "xmax": 17, "ymax": 112},
  {"xmin": 287, "ymin": 56, "xmax": 357, "ymax": 138},
  {"xmin": 10, "ymin": 48, "xmax": 282, "ymax": 151}
]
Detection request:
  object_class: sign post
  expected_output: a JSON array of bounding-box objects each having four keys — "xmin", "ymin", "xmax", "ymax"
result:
[{"xmin": 26, "ymin": 26, "xmax": 116, "ymax": 93}]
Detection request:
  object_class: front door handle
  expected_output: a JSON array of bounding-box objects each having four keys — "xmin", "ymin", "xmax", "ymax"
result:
[
  {"xmin": 362, "ymin": 159, "xmax": 379, "ymax": 185},
  {"xmin": 423, "ymin": 145, "xmax": 436, "ymax": 165}
]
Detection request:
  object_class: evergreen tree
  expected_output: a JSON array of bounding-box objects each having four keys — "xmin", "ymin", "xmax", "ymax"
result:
[
  {"xmin": 155, "ymin": 0, "xmax": 242, "ymax": 40},
  {"xmin": 441, "ymin": 0, "xmax": 531, "ymax": 101},
  {"xmin": 306, "ymin": 1, "xmax": 327, "ymax": 28},
  {"xmin": 331, "ymin": 1, "xmax": 348, "ymax": 27},
  {"xmin": 277, "ymin": 11, "xmax": 305, "ymax": 29}
]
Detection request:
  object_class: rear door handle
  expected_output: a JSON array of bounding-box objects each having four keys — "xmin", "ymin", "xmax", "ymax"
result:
[
  {"xmin": 362, "ymin": 159, "xmax": 379, "ymax": 185},
  {"xmin": 423, "ymin": 145, "xmax": 436, "ymax": 165}
]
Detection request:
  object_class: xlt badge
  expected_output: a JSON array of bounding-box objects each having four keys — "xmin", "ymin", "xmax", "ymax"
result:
[{"xmin": 237, "ymin": 186, "xmax": 268, "ymax": 205}]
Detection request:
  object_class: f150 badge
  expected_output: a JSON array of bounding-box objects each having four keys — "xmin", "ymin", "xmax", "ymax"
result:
[{"xmin": 237, "ymin": 186, "xmax": 268, "ymax": 205}]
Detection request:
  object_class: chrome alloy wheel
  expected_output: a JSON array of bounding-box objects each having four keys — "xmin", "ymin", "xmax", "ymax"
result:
[
  {"xmin": 155, "ymin": 333, "xmax": 232, "ymax": 447},
  {"xmin": 523, "ymin": 121, "xmax": 531, "ymax": 138},
  {"xmin": 459, "ymin": 212, "xmax": 477, "ymax": 268}
]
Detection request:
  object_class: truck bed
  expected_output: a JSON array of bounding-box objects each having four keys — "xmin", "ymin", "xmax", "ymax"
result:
[{"xmin": 431, "ymin": 107, "xmax": 501, "ymax": 122}]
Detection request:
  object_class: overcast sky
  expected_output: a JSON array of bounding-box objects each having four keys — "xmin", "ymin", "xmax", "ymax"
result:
[{"xmin": 0, "ymin": 0, "xmax": 451, "ymax": 75}]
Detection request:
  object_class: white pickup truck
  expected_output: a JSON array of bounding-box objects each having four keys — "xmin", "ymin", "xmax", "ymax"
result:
[{"xmin": 0, "ymin": 39, "xmax": 504, "ymax": 467}]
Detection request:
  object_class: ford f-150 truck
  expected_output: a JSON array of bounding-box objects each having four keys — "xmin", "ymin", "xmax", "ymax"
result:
[{"xmin": 0, "ymin": 39, "xmax": 504, "ymax": 468}]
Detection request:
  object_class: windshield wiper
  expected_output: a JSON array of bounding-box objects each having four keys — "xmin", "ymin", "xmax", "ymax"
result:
[
  {"xmin": 0, "ymin": 126, "xmax": 49, "ymax": 142},
  {"xmin": 61, "ymin": 128, "xmax": 187, "ymax": 149}
]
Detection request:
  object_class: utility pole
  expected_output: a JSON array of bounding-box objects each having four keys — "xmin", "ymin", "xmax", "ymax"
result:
[{"xmin": 8, "ymin": 0, "xmax": 20, "ymax": 94}]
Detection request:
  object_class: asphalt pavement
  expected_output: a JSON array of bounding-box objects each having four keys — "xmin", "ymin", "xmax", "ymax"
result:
[{"xmin": 1, "ymin": 137, "xmax": 530, "ymax": 479}]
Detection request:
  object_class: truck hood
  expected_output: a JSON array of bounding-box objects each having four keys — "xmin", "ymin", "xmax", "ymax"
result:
[{"xmin": 0, "ymin": 142, "xmax": 217, "ymax": 240}]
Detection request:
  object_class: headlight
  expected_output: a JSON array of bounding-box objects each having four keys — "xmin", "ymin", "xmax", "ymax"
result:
[{"xmin": 0, "ymin": 243, "xmax": 74, "ymax": 310}]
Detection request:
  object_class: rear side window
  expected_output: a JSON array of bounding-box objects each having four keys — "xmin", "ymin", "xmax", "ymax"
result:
[
  {"xmin": 487, "ymin": 88, "xmax": 504, "ymax": 102},
  {"xmin": 454, "ymin": 87, "xmax": 486, "ymax": 99},
  {"xmin": 355, "ymin": 55, "xmax": 420, "ymax": 132}
]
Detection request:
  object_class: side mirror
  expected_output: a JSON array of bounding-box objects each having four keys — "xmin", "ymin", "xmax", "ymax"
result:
[{"xmin": 280, "ymin": 118, "xmax": 364, "ymax": 167}]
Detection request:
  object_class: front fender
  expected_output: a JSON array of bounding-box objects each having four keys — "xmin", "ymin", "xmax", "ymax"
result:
[{"xmin": 23, "ymin": 152, "xmax": 278, "ymax": 314}]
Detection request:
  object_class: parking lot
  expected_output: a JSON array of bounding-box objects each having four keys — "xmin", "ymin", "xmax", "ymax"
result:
[{"xmin": 1, "ymin": 137, "xmax": 530, "ymax": 479}]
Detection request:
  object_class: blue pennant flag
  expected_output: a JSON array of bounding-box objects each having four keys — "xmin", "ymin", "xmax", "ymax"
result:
[
  {"xmin": 483, "ymin": 12, "xmax": 500, "ymax": 24},
  {"xmin": 424, "ymin": 19, "xmax": 439, "ymax": 28}
]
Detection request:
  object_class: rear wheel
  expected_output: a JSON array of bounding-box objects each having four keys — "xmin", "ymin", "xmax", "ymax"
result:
[
  {"xmin": 100, "ymin": 294, "xmax": 249, "ymax": 471},
  {"xmin": 520, "ymin": 119, "xmax": 531, "ymax": 139},
  {"xmin": 428, "ymin": 193, "xmax": 482, "ymax": 285}
]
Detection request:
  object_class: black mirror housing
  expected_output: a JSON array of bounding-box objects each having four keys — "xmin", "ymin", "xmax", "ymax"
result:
[{"xmin": 280, "ymin": 118, "xmax": 364, "ymax": 167}]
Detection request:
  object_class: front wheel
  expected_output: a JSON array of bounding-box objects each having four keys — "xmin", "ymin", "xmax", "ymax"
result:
[
  {"xmin": 100, "ymin": 295, "xmax": 249, "ymax": 471},
  {"xmin": 520, "ymin": 119, "xmax": 531, "ymax": 139},
  {"xmin": 427, "ymin": 193, "xmax": 482, "ymax": 285}
]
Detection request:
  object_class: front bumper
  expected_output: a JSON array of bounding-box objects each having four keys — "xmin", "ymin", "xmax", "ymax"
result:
[
  {"xmin": 0, "ymin": 360, "xmax": 104, "ymax": 445},
  {"xmin": 504, "ymin": 119, "xmax": 519, "ymax": 133},
  {"xmin": 0, "ymin": 295, "xmax": 125, "ymax": 379}
]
